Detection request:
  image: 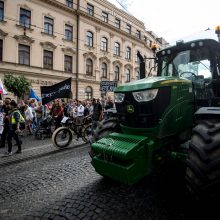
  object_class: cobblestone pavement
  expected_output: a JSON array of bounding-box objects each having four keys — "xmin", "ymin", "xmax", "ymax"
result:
[
  {"xmin": 0, "ymin": 132, "xmax": 84, "ymax": 167},
  {"xmin": 0, "ymin": 144, "xmax": 218, "ymax": 220}
]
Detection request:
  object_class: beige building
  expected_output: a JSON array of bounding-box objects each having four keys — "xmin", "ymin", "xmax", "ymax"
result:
[{"xmin": 0, "ymin": 0, "xmax": 167, "ymax": 100}]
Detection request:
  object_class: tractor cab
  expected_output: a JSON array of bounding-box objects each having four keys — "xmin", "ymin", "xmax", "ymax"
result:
[{"xmin": 156, "ymin": 39, "xmax": 220, "ymax": 108}]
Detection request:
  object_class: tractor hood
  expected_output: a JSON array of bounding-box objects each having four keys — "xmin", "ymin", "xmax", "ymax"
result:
[{"xmin": 115, "ymin": 76, "xmax": 191, "ymax": 92}]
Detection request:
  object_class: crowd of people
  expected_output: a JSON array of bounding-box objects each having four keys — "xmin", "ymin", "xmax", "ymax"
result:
[{"xmin": 0, "ymin": 96, "xmax": 115, "ymax": 156}]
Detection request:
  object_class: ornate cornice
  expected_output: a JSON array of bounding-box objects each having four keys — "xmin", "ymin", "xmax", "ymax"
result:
[
  {"xmin": 0, "ymin": 29, "xmax": 8, "ymax": 38},
  {"xmin": 40, "ymin": 41, "xmax": 57, "ymax": 50},
  {"xmin": 14, "ymin": 35, "xmax": 34, "ymax": 44},
  {"xmin": 113, "ymin": 60, "xmax": 123, "ymax": 67},
  {"xmin": 62, "ymin": 47, "xmax": 76, "ymax": 55},
  {"xmin": 124, "ymin": 63, "xmax": 133, "ymax": 69},
  {"xmin": 83, "ymin": 52, "xmax": 97, "ymax": 60},
  {"xmin": 99, "ymin": 56, "xmax": 111, "ymax": 64},
  {"xmin": 18, "ymin": 3, "xmax": 32, "ymax": 10}
]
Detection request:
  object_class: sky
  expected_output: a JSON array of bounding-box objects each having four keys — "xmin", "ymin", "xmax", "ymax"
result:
[{"xmin": 108, "ymin": 0, "xmax": 219, "ymax": 44}]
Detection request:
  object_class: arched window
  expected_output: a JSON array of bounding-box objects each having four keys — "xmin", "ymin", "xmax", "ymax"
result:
[
  {"xmin": 125, "ymin": 47, "xmax": 131, "ymax": 59},
  {"xmin": 114, "ymin": 42, "xmax": 120, "ymax": 56},
  {"xmin": 114, "ymin": 65, "xmax": 120, "ymax": 81},
  {"xmin": 101, "ymin": 62, "xmax": 107, "ymax": 78},
  {"xmin": 101, "ymin": 37, "xmax": 108, "ymax": 51},
  {"xmin": 86, "ymin": 58, "xmax": 93, "ymax": 75},
  {"xmin": 125, "ymin": 68, "xmax": 131, "ymax": 82},
  {"xmin": 85, "ymin": 86, "xmax": 93, "ymax": 100},
  {"xmin": 86, "ymin": 31, "xmax": 93, "ymax": 47}
]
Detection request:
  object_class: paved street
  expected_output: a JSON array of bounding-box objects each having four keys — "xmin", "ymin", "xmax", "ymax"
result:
[{"xmin": 0, "ymin": 136, "xmax": 219, "ymax": 220}]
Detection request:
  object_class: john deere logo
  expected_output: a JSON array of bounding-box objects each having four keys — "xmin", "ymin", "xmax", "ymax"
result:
[{"xmin": 127, "ymin": 105, "xmax": 134, "ymax": 113}]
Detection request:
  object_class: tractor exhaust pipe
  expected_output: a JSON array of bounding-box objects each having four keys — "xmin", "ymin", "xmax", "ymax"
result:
[{"xmin": 137, "ymin": 51, "xmax": 145, "ymax": 79}]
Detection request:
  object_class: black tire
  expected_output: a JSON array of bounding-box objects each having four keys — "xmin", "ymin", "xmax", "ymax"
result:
[
  {"xmin": 88, "ymin": 117, "xmax": 120, "ymax": 158},
  {"xmin": 186, "ymin": 119, "xmax": 220, "ymax": 198},
  {"xmin": 91, "ymin": 117, "xmax": 120, "ymax": 143},
  {"xmin": 52, "ymin": 127, "xmax": 73, "ymax": 149},
  {"xmin": 82, "ymin": 123, "xmax": 92, "ymax": 143}
]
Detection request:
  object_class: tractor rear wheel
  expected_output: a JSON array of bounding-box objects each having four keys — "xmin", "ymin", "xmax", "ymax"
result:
[{"xmin": 186, "ymin": 118, "xmax": 220, "ymax": 198}]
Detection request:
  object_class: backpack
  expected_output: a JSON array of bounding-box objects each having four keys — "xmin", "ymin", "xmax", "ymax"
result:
[{"xmin": 13, "ymin": 110, "xmax": 25, "ymax": 130}]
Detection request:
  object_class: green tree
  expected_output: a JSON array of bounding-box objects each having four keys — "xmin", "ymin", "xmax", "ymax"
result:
[{"xmin": 4, "ymin": 74, "xmax": 31, "ymax": 98}]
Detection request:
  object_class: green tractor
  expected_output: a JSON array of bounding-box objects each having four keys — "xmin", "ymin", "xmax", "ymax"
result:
[{"xmin": 90, "ymin": 28, "xmax": 220, "ymax": 197}]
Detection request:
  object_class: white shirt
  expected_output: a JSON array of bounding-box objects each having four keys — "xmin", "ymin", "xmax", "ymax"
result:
[
  {"xmin": 25, "ymin": 106, "xmax": 34, "ymax": 121},
  {"xmin": 76, "ymin": 104, "xmax": 85, "ymax": 117}
]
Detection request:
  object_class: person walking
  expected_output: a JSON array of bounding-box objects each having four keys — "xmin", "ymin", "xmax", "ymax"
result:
[
  {"xmin": 6, "ymin": 100, "xmax": 24, "ymax": 155},
  {"xmin": 91, "ymin": 98, "xmax": 103, "ymax": 134},
  {"xmin": 76, "ymin": 100, "xmax": 85, "ymax": 140},
  {"xmin": 0, "ymin": 98, "xmax": 11, "ymax": 149},
  {"xmin": 24, "ymin": 104, "xmax": 34, "ymax": 135}
]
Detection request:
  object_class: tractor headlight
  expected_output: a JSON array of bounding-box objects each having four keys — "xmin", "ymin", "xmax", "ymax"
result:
[
  {"xmin": 114, "ymin": 93, "xmax": 125, "ymax": 103},
  {"xmin": 132, "ymin": 89, "xmax": 158, "ymax": 102}
]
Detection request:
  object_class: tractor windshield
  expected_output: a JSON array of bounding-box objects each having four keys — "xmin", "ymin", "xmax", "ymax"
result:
[{"xmin": 159, "ymin": 47, "xmax": 212, "ymax": 80}]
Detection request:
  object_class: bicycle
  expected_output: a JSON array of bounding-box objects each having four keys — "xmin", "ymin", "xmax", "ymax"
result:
[{"xmin": 51, "ymin": 115, "xmax": 92, "ymax": 149}]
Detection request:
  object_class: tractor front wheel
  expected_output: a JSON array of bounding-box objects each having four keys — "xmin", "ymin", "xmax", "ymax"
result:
[
  {"xmin": 186, "ymin": 118, "xmax": 220, "ymax": 198},
  {"xmin": 89, "ymin": 117, "xmax": 120, "ymax": 158}
]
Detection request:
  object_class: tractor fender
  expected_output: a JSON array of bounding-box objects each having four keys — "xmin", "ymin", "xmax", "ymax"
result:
[{"xmin": 195, "ymin": 107, "xmax": 220, "ymax": 120}]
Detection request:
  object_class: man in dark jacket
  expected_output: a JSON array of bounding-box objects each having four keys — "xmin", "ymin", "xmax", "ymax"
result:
[
  {"xmin": 6, "ymin": 100, "xmax": 23, "ymax": 155},
  {"xmin": 91, "ymin": 98, "xmax": 103, "ymax": 134}
]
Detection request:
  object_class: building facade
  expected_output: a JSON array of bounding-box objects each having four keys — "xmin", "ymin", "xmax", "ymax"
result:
[{"xmin": 0, "ymin": 0, "xmax": 167, "ymax": 100}]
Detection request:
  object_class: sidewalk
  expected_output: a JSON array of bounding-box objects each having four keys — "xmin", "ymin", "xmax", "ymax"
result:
[{"xmin": 0, "ymin": 135, "xmax": 87, "ymax": 167}]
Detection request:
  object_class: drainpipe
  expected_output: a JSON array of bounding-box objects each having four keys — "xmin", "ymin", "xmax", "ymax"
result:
[{"xmin": 76, "ymin": 0, "xmax": 80, "ymax": 99}]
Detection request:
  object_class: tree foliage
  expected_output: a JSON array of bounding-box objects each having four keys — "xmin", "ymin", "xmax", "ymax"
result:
[{"xmin": 4, "ymin": 74, "xmax": 31, "ymax": 98}]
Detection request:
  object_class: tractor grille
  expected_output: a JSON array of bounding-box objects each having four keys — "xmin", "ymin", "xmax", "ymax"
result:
[{"xmin": 115, "ymin": 87, "xmax": 171, "ymax": 128}]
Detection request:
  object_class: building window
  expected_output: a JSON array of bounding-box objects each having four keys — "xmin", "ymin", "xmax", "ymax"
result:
[
  {"xmin": 64, "ymin": 55, "xmax": 72, "ymax": 73},
  {"xmin": 65, "ymin": 24, "xmax": 73, "ymax": 41},
  {"xmin": 87, "ymin": 4, "xmax": 94, "ymax": 16},
  {"xmin": 125, "ymin": 47, "xmax": 131, "ymax": 59},
  {"xmin": 114, "ymin": 66, "xmax": 120, "ymax": 81},
  {"xmin": 0, "ymin": 1, "xmax": 4, "ymax": 21},
  {"xmin": 86, "ymin": 58, "xmax": 93, "ymax": 75},
  {"xmin": 114, "ymin": 42, "xmax": 120, "ymax": 56},
  {"xmin": 125, "ymin": 68, "xmax": 131, "ymax": 82},
  {"xmin": 66, "ymin": 0, "xmax": 73, "ymax": 8},
  {"xmin": 86, "ymin": 31, "xmax": 93, "ymax": 47},
  {"xmin": 102, "ymin": 12, "xmax": 108, "ymax": 23},
  {"xmin": 85, "ymin": 86, "xmax": 93, "ymax": 100},
  {"xmin": 18, "ymin": 44, "xmax": 30, "ymax": 65},
  {"xmin": 20, "ymin": 8, "xmax": 31, "ymax": 28},
  {"xmin": 101, "ymin": 37, "xmax": 108, "ymax": 51},
  {"xmin": 43, "ymin": 50, "xmax": 53, "ymax": 69},
  {"xmin": 44, "ymin": 17, "xmax": 53, "ymax": 35},
  {"xmin": 115, "ymin": 18, "xmax": 120, "ymax": 29},
  {"xmin": 101, "ymin": 63, "xmax": 107, "ymax": 78},
  {"xmin": 0, "ymin": 39, "xmax": 3, "ymax": 61},
  {"xmin": 136, "ymin": 30, "xmax": 141, "ymax": 39},
  {"xmin": 126, "ymin": 24, "xmax": 131, "ymax": 34}
]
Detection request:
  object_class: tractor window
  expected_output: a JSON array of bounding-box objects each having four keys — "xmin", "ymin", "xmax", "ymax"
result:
[{"xmin": 160, "ymin": 47, "xmax": 212, "ymax": 80}]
